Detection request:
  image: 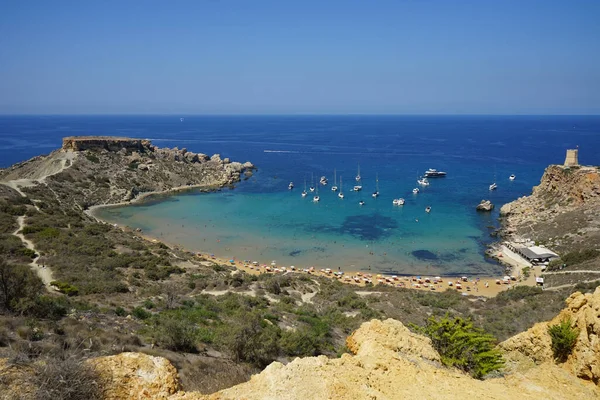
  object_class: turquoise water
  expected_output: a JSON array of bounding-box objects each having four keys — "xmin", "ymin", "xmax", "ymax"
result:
[
  {"xmin": 98, "ymin": 186, "xmax": 491, "ymax": 276},
  {"xmin": 3, "ymin": 115, "xmax": 600, "ymax": 276}
]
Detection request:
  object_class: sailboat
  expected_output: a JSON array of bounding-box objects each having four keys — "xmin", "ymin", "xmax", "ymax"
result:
[
  {"xmin": 372, "ymin": 173, "xmax": 380, "ymax": 198},
  {"xmin": 309, "ymin": 173, "xmax": 315, "ymax": 192},
  {"xmin": 489, "ymin": 167, "xmax": 497, "ymax": 190},
  {"xmin": 353, "ymin": 164, "xmax": 363, "ymax": 191},
  {"xmin": 331, "ymin": 169, "xmax": 338, "ymax": 191},
  {"xmin": 301, "ymin": 177, "xmax": 307, "ymax": 197},
  {"xmin": 313, "ymin": 184, "xmax": 320, "ymax": 202},
  {"xmin": 355, "ymin": 163, "xmax": 361, "ymax": 182},
  {"xmin": 338, "ymin": 176, "xmax": 344, "ymax": 199}
]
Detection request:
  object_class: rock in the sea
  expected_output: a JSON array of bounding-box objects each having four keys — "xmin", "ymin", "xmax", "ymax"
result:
[
  {"xmin": 243, "ymin": 161, "xmax": 255, "ymax": 170},
  {"xmin": 476, "ymin": 200, "xmax": 494, "ymax": 211},
  {"xmin": 210, "ymin": 154, "xmax": 222, "ymax": 163}
]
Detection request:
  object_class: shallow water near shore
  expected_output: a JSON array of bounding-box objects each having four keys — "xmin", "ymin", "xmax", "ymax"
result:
[{"xmin": 3, "ymin": 115, "xmax": 600, "ymax": 275}]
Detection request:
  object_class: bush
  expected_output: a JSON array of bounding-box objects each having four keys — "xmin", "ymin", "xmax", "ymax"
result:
[
  {"xmin": 548, "ymin": 318, "xmax": 579, "ymax": 362},
  {"xmin": 115, "ymin": 306, "xmax": 127, "ymax": 317},
  {"xmin": 85, "ymin": 153, "xmax": 100, "ymax": 164},
  {"xmin": 33, "ymin": 355, "xmax": 103, "ymax": 400},
  {"xmin": 152, "ymin": 315, "xmax": 199, "ymax": 352},
  {"xmin": 50, "ymin": 280, "xmax": 80, "ymax": 296},
  {"xmin": 415, "ymin": 314, "xmax": 504, "ymax": 379},
  {"xmin": 0, "ymin": 259, "xmax": 44, "ymax": 312},
  {"xmin": 132, "ymin": 306, "xmax": 152, "ymax": 320}
]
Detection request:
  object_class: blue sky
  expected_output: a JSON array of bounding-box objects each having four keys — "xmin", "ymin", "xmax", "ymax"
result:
[{"xmin": 0, "ymin": 0, "xmax": 598, "ymax": 114}]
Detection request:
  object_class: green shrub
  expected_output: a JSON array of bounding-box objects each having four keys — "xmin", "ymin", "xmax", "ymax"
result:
[
  {"xmin": 152, "ymin": 315, "xmax": 199, "ymax": 352},
  {"xmin": 132, "ymin": 306, "xmax": 152, "ymax": 320},
  {"xmin": 50, "ymin": 280, "xmax": 80, "ymax": 296},
  {"xmin": 548, "ymin": 318, "xmax": 579, "ymax": 362},
  {"xmin": 415, "ymin": 314, "xmax": 504, "ymax": 379},
  {"xmin": 115, "ymin": 307, "xmax": 127, "ymax": 317},
  {"xmin": 19, "ymin": 248, "xmax": 37, "ymax": 259}
]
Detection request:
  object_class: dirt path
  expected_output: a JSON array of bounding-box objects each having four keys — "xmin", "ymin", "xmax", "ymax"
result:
[
  {"xmin": 543, "ymin": 270, "xmax": 600, "ymax": 275},
  {"xmin": 13, "ymin": 216, "xmax": 54, "ymax": 289}
]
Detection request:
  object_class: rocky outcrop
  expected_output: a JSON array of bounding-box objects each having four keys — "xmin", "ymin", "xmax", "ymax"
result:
[
  {"xmin": 499, "ymin": 164, "xmax": 600, "ymax": 253},
  {"xmin": 62, "ymin": 136, "xmax": 151, "ymax": 153},
  {"xmin": 90, "ymin": 317, "xmax": 599, "ymax": 400},
  {"xmin": 476, "ymin": 200, "xmax": 494, "ymax": 212},
  {"xmin": 89, "ymin": 352, "xmax": 181, "ymax": 400},
  {"xmin": 2, "ymin": 137, "xmax": 256, "ymax": 208},
  {"xmin": 499, "ymin": 287, "xmax": 600, "ymax": 383}
]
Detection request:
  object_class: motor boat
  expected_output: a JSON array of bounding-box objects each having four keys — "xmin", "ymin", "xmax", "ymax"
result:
[
  {"xmin": 425, "ymin": 206, "xmax": 431, "ymax": 213},
  {"xmin": 417, "ymin": 177, "xmax": 430, "ymax": 186},
  {"xmin": 359, "ymin": 200, "xmax": 365, "ymax": 206},
  {"xmin": 489, "ymin": 182, "xmax": 497, "ymax": 191},
  {"xmin": 319, "ymin": 176, "xmax": 328, "ymax": 185},
  {"xmin": 509, "ymin": 174, "xmax": 515, "ymax": 181},
  {"xmin": 288, "ymin": 182, "xmax": 294, "ymax": 190},
  {"xmin": 392, "ymin": 198, "xmax": 405, "ymax": 206},
  {"xmin": 353, "ymin": 185, "xmax": 362, "ymax": 191},
  {"xmin": 412, "ymin": 188, "xmax": 419, "ymax": 194},
  {"xmin": 424, "ymin": 168, "xmax": 447, "ymax": 178}
]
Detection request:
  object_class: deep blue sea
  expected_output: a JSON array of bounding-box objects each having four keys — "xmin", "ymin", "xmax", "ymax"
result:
[{"xmin": 2, "ymin": 115, "xmax": 599, "ymax": 276}]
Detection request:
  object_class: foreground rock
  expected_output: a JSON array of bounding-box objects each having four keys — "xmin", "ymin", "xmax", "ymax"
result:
[
  {"xmin": 91, "ymin": 306, "xmax": 600, "ymax": 400},
  {"xmin": 500, "ymin": 287, "xmax": 600, "ymax": 383},
  {"xmin": 476, "ymin": 199, "xmax": 494, "ymax": 212}
]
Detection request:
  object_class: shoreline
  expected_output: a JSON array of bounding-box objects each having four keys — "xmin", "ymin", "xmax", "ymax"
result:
[{"xmin": 87, "ymin": 184, "xmax": 537, "ymax": 298}]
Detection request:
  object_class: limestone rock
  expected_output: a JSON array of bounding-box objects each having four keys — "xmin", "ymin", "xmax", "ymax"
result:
[
  {"xmin": 499, "ymin": 287, "xmax": 600, "ymax": 383},
  {"xmin": 210, "ymin": 154, "xmax": 222, "ymax": 163},
  {"xmin": 243, "ymin": 161, "xmax": 255, "ymax": 170},
  {"xmin": 89, "ymin": 352, "xmax": 181, "ymax": 400},
  {"xmin": 223, "ymin": 157, "xmax": 230, "ymax": 164},
  {"xmin": 476, "ymin": 200, "xmax": 494, "ymax": 212},
  {"xmin": 137, "ymin": 163, "xmax": 149, "ymax": 171}
]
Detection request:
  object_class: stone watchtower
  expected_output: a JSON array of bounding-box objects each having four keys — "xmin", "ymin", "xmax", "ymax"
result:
[{"xmin": 564, "ymin": 149, "xmax": 579, "ymax": 167}]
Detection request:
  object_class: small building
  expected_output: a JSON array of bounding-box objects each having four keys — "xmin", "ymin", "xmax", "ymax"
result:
[{"xmin": 514, "ymin": 245, "xmax": 559, "ymax": 264}]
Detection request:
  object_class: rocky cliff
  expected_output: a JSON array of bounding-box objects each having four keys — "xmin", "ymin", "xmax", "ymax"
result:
[
  {"xmin": 500, "ymin": 164, "xmax": 600, "ymax": 253},
  {"xmin": 87, "ymin": 291, "xmax": 600, "ymax": 400},
  {"xmin": 62, "ymin": 136, "xmax": 152, "ymax": 153}
]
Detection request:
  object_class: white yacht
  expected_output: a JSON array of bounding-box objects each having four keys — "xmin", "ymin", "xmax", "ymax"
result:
[
  {"xmin": 424, "ymin": 168, "xmax": 447, "ymax": 178},
  {"xmin": 359, "ymin": 200, "xmax": 365, "ymax": 206},
  {"xmin": 489, "ymin": 182, "xmax": 497, "ymax": 191},
  {"xmin": 392, "ymin": 198, "xmax": 405, "ymax": 206},
  {"xmin": 509, "ymin": 174, "xmax": 515, "ymax": 181},
  {"xmin": 425, "ymin": 206, "xmax": 431, "ymax": 213},
  {"xmin": 417, "ymin": 177, "xmax": 430, "ymax": 186},
  {"xmin": 338, "ymin": 176, "xmax": 344, "ymax": 199},
  {"xmin": 412, "ymin": 188, "xmax": 420, "ymax": 194},
  {"xmin": 331, "ymin": 169, "xmax": 338, "ymax": 191},
  {"xmin": 320, "ymin": 176, "xmax": 328, "ymax": 185},
  {"xmin": 372, "ymin": 173, "xmax": 380, "ymax": 198},
  {"xmin": 288, "ymin": 182, "xmax": 294, "ymax": 190},
  {"xmin": 353, "ymin": 185, "xmax": 362, "ymax": 192}
]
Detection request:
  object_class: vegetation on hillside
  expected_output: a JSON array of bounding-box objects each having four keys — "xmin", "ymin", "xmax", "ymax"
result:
[
  {"xmin": 415, "ymin": 314, "xmax": 504, "ymax": 379},
  {"xmin": 548, "ymin": 318, "xmax": 580, "ymax": 362}
]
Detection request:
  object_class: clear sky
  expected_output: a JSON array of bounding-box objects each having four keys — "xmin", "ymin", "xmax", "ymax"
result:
[{"xmin": 0, "ymin": 0, "xmax": 599, "ymax": 114}]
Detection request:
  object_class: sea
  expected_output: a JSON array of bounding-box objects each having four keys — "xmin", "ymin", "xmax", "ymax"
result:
[{"xmin": 1, "ymin": 115, "xmax": 600, "ymax": 277}]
